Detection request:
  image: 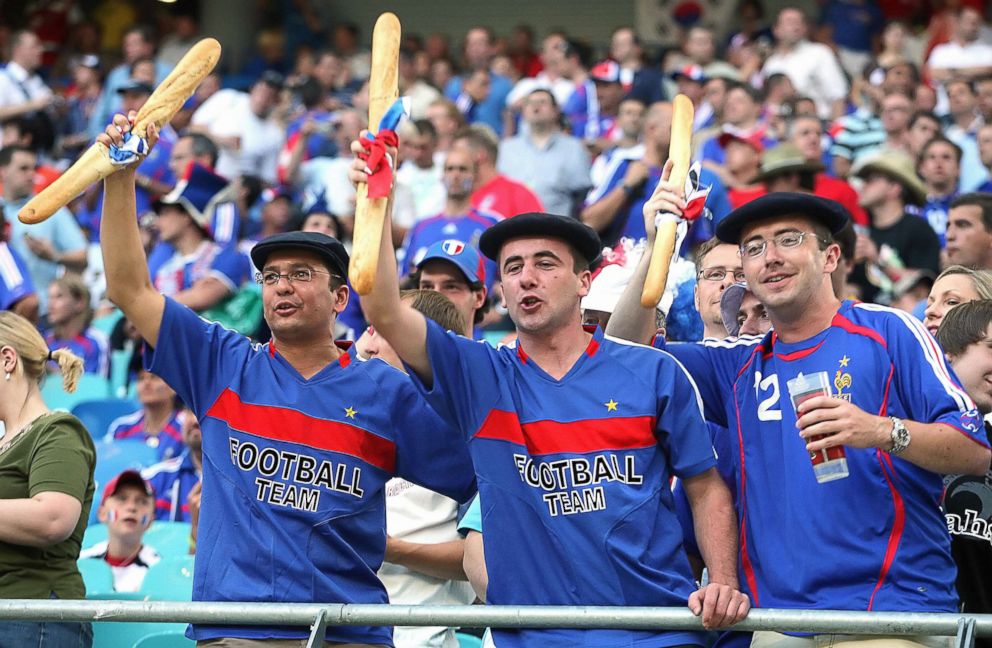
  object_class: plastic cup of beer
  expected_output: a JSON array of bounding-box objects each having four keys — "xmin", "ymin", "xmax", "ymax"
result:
[{"xmin": 786, "ymin": 371, "xmax": 850, "ymax": 483}]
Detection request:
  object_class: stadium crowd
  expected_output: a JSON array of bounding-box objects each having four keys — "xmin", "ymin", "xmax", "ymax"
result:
[{"xmin": 2, "ymin": 1, "xmax": 992, "ymax": 647}]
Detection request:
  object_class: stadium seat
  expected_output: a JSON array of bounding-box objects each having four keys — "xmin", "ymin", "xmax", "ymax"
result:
[
  {"xmin": 92, "ymin": 620, "xmax": 188, "ymax": 648},
  {"xmin": 133, "ymin": 631, "xmax": 194, "ymax": 648},
  {"xmin": 90, "ymin": 439, "xmax": 160, "ymax": 524},
  {"xmin": 82, "ymin": 523, "xmax": 109, "ymax": 548},
  {"xmin": 77, "ymin": 557, "xmax": 115, "ymax": 598},
  {"xmin": 143, "ymin": 522, "xmax": 193, "ymax": 558},
  {"xmin": 110, "ymin": 348, "xmax": 133, "ymax": 399},
  {"xmin": 42, "ymin": 373, "xmax": 111, "ymax": 411},
  {"xmin": 140, "ymin": 555, "xmax": 195, "ymax": 601},
  {"xmin": 456, "ymin": 632, "xmax": 484, "ymax": 648},
  {"xmin": 71, "ymin": 398, "xmax": 139, "ymax": 439},
  {"xmin": 91, "ymin": 310, "xmax": 123, "ymax": 338}
]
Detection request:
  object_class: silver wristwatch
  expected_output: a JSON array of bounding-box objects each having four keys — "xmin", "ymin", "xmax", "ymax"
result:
[{"xmin": 889, "ymin": 417, "xmax": 911, "ymax": 455}]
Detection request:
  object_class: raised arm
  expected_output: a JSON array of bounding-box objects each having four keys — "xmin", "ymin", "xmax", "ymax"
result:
[
  {"xmin": 605, "ymin": 160, "xmax": 685, "ymax": 344},
  {"xmin": 98, "ymin": 112, "xmax": 166, "ymax": 348},
  {"xmin": 348, "ymin": 137, "xmax": 433, "ymax": 385}
]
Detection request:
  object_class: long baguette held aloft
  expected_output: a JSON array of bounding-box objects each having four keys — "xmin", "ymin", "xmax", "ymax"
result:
[{"xmin": 18, "ymin": 38, "xmax": 222, "ymax": 225}]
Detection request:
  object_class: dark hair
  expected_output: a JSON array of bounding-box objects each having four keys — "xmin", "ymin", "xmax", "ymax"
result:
[
  {"xmin": 832, "ymin": 221, "xmax": 855, "ymax": 261},
  {"xmin": 181, "ymin": 133, "xmax": 219, "ymax": 167},
  {"xmin": 453, "ymin": 125, "xmax": 498, "ymax": 161},
  {"xmin": 0, "ymin": 145, "xmax": 31, "ymax": 167},
  {"xmin": 527, "ymin": 87, "xmax": 559, "ymax": 109},
  {"xmin": 295, "ymin": 76, "xmax": 324, "ymax": 109},
  {"xmin": 936, "ymin": 299, "xmax": 992, "ymax": 357},
  {"xmin": 950, "ymin": 193, "xmax": 992, "ymax": 232},
  {"xmin": 124, "ymin": 24, "xmax": 157, "ymax": 47},
  {"xmin": 239, "ymin": 175, "xmax": 264, "ymax": 209},
  {"xmin": 909, "ymin": 110, "xmax": 940, "ymax": 130},
  {"xmin": 922, "ymin": 135, "xmax": 963, "ymax": 164},
  {"xmin": 401, "ymin": 289, "xmax": 466, "ymax": 334},
  {"xmin": 129, "ymin": 56, "xmax": 155, "ymax": 75},
  {"xmin": 412, "ymin": 118, "xmax": 437, "ymax": 140},
  {"xmin": 729, "ymin": 83, "xmax": 762, "ymax": 105},
  {"xmin": 694, "ymin": 237, "xmax": 731, "ymax": 272},
  {"xmin": 945, "ymin": 78, "xmax": 977, "ymax": 95}
]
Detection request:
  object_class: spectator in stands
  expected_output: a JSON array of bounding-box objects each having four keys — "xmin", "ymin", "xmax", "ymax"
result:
[
  {"xmin": 415, "ymin": 240, "xmax": 490, "ymax": 338},
  {"xmin": 106, "ymin": 369, "xmax": 184, "ymax": 460},
  {"xmin": 670, "ymin": 65, "xmax": 708, "ymax": 126},
  {"xmin": 946, "ymin": 193, "xmax": 992, "ymax": 270},
  {"xmin": 445, "ymin": 27, "xmax": 511, "ymax": 136},
  {"xmin": 720, "ymin": 131, "xmax": 765, "ymax": 207},
  {"xmin": 397, "ymin": 118, "xmax": 446, "ymax": 221},
  {"xmin": 157, "ymin": 11, "xmax": 199, "ymax": 68},
  {"xmin": 919, "ymin": 135, "xmax": 963, "ymax": 245},
  {"xmin": 44, "ymin": 275, "xmax": 109, "ymax": 379},
  {"xmin": 817, "ymin": 0, "xmax": 885, "ymax": 78},
  {"xmin": 927, "ymin": 7, "xmax": 992, "ymax": 85},
  {"xmin": 399, "ymin": 47, "xmax": 441, "ymax": 119},
  {"xmin": 0, "ymin": 311, "xmax": 92, "ymax": 648},
  {"xmin": 400, "ymin": 147, "xmax": 500, "ymax": 278},
  {"xmin": 700, "ymin": 84, "xmax": 773, "ymax": 169},
  {"xmin": 0, "ymin": 30, "xmax": 55, "ymax": 142},
  {"xmin": 426, "ymin": 98, "xmax": 466, "ymax": 164},
  {"xmin": 694, "ymin": 237, "xmax": 746, "ymax": 338},
  {"xmin": 0, "ymin": 209, "xmax": 38, "ymax": 323},
  {"xmin": 588, "ymin": 97, "xmax": 645, "ymax": 189},
  {"xmin": 506, "ymin": 32, "xmax": 576, "ymax": 111},
  {"xmin": 876, "ymin": 91, "xmax": 914, "ymax": 157},
  {"xmin": 583, "ymin": 101, "xmax": 730, "ymax": 247},
  {"xmin": 332, "ymin": 21, "xmax": 372, "ymax": 81},
  {"xmin": 454, "ymin": 125, "xmax": 543, "ymax": 218},
  {"xmin": 168, "ymin": 133, "xmax": 241, "ymax": 250},
  {"xmin": 368, "ymin": 289, "xmax": 476, "ymax": 648},
  {"xmin": 59, "ymin": 55, "xmax": 103, "ymax": 163},
  {"xmin": 142, "ymin": 404, "xmax": 202, "ymax": 523},
  {"xmin": 976, "ymin": 77, "xmax": 992, "ymax": 124},
  {"xmin": 79, "ymin": 470, "xmax": 160, "ymax": 593},
  {"xmin": 693, "ymin": 73, "xmax": 734, "ymax": 145},
  {"xmin": 762, "ymin": 7, "xmax": 849, "ymax": 119},
  {"xmin": 498, "ymin": 89, "xmax": 591, "ymax": 217},
  {"xmin": 979, "ymin": 123, "xmax": 992, "ymax": 192},
  {"xmin": 830, "ymin": 92, "xmax": 885, "ymax": 178},
  {"xmin": 146, "ymin": 163, "xmax": 249, "ymax": 311},
  {"xmin": 745, "ymin": 143, "xmax": 821, "ymax": 199},
  {"xmin": 583, "ymin": 60, "xmax": 626, "ymax": 149},
  {"xmin": 89, "ymin": 24, "xmax": 168, "ymax": 139},
  {"xmin": 925, "ymin": 265, "xmax": 992, "ymax": 336},
  {"xmin": 944, "ymin": 79, "xmax": 991, "ymax": 192},
  {"xmin": 190, "ymin": 71, "xmax": 286, "ymax": 184},
  {"xmin": 851, "ymin": 151, "xmax": 940, "ymax": 303},
  {"xmin": 907, "ymin": 110, "xmax": 942, "ymax": 160},
  {"xmin": 935, "ymin": 300, "xmax": 992, "ymax": 633},
  {"xmin": 117, "ymin": 79, "xmax": 177, "ymax": 212},
  {"xmin": 609, "ymin": 27, "xmax": 665, "ymax": 106},
  {"xmin": 788, "ymin": 116, "xmax": 870, "ymax": 227},
  {"xmin": 0, "ymin": 146, "xmax": 88, "ymax": 317},
  {"xmin": 311, "ymin": 50, "xmax": 361, "ymax": 111}
]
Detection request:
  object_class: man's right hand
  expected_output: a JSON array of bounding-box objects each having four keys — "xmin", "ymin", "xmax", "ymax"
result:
[{"xmin": 641, "ymin": 159, "xmax": 686, "ymax": 241}]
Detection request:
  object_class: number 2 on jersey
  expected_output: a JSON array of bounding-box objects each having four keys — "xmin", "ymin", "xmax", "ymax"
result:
[{"xmin": 754, "ymin": 371, "xmax": 782, "ymax": 421}]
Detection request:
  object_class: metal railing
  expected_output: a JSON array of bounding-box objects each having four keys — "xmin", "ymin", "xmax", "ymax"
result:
[{"xmin": 1, "ymin": 601, "xmax": 990, "ymax": 648}]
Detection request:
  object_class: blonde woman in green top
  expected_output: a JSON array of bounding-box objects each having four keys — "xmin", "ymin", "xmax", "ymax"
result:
[{"xmin": 0, "ymin": 310, "xmax": 95, "ymax": 648}]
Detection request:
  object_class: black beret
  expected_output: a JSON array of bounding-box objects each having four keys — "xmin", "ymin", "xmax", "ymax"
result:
[
  {"xmin": 479, "ymin": 212, "xmax": 602, "ymax": 265},
  {"xmin": 250, "ymin": 231, "xmax": 350, "ymax": 279},
  {"xmin": 715, "ymin": 192, "xmax": 851, "ymax": 244}
]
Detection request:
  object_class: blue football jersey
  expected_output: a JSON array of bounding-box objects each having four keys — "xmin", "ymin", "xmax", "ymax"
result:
[
  {"xmin": 409, "ymin": 321, "xmax": 716, "ymax": 648},
  {"xmin": 145, "ymin": 298, "xmax": 476, "ymax": 644},
  {"xmin": 0, "ymin": 241, "xmax": 34, "ymax": 311},
  {"xmin": 44, "ymin": 327, "xmax": 110, "ymax": 379},
  {"xmin": 662, "ymin": 301, "xmax": 986, "ymax": 613}
]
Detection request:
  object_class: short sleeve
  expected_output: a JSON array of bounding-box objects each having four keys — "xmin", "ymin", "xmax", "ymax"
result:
[
  {"xmin": 28, "ymin": 416, "xmax": 94, "ymax": 502},
  {"xmin": 207, "ymin": 246, "xmax": 249, "ymax": 292},
  {"xmin": 655, "ymin": 353, "xmax": 717, "ymax": 478},
  {"xmin": 51, "ymin": 208, "xmax": 87, "ymax": 253},
  {"xmin": 404, "ymin": 320, "xmax": 502, "ymax": 440},
  {"xmin": 143, "ymin": 297, "xmax": 252, "ymax": 418}
]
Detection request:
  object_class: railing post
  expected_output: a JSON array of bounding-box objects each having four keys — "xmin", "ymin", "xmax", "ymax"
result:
[
  {"xmin": 956, "ymin": 617, "xmax": 977, "ymax": 648},
  {"xmin": 307, "ymin": 608, "xmax": 327, "ymax": 648}
]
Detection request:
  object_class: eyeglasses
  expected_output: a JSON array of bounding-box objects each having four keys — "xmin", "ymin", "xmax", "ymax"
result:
[
  {"xmin": 697, "ymin": 267, "xmax": 746, "ymax": 282},
  {"xmin": 444, "ymin": 165, "xmax": 471, "ymax": 172},
  {"xmin": 739, "ymin": 230, "xmax": 824, "ymax": 259},
  {"xmin": 255, "ymin": 268, "xmax": 339, "ymax": 285}
]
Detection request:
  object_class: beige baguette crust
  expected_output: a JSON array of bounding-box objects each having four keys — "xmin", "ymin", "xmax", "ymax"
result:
[
  {"xmin": 18, "ymin": 38, "xmax": 222, "ymax": 225},
  {"xmin": 350, "ymin": 13, "xmax": 401, "ymax": 295},
  {"xmin": 641, "ymin": 94, "xmax": 694, "ymax": 309}
]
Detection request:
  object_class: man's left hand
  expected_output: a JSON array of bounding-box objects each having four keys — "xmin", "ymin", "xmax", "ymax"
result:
[
  {"xmin": 796, "ymin": 396, "xmax": 889, "ymax": 451},
  {"xmin": 688, "ymin": 582, "xmax": 750, "ymax": 630},
  {"xmin": 23, "ymin": 233, "xmax": 56, "ymax": 262}
]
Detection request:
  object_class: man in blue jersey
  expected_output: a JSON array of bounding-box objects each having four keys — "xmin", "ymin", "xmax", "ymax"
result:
[
  {"xmin": 96, "ymin": 113, "xmax": 476, "ymax": 646},
  {"xmin": 609, "ymin": 172, "xmax": 991, "ymax": 647},
  {"xmin": 353, "ymin": 141, "xmax": 749, "ymax": 648}
]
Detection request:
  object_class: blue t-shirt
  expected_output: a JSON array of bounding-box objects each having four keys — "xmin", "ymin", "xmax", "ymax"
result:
[
  {"xmin": 445, "ymin": 74, "xmax": 512, "ymax": 136},
  {"xmin": 922, "ymin": 193, "xmax": 957, "ymax": 247},
  {"xmin": 142, "ymin": 450, "xmax": 202, "ymax": 522},
  {"xmin": 661, "ymin": 301, "xmax": 986, "ymax": 613},
  {"xmin": 148, "ymin": 241, "xmax": 249, "ymax": 297},
  {"xmin": 145, "ymin": 298, "xmax": 476, "ymax": 643},
  {"xmin": 584, "ymin": 161, "xmax": 731, "ymax": 247},
  {"xmin": 408, "ymin": 321, "xmax": 715, "ymax": 648},
  {"xmin": 0, "ymin": 241, "xmax": 34, "ymax": 311},
  {"xmin": 106, "ymin": 409, "xmax": 186, "ymax": 462},
  {"xmin": 45, "ymin": 328, "xmax": 110, "ymax": 379},
  {"xmin": 399, "ymin": 209, "xmax": 500, "ymax": 285},
  {"xmin": 820, "ymin": 0, "xmax": 885, "ymax": 52}
]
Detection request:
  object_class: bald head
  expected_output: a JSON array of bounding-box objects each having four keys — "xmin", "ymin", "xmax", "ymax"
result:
[{"xmin": 644, "ymin": 102, "xmax": 673, "ymax": 151}]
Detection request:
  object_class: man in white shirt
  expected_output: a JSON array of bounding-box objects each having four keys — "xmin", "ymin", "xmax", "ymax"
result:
[
  {"xmin": 506, "ymin": 33, "xmax": 577, "ymax": 109},
  {"xmin": 0, "ymin": 31, "xmax": 54, "ymax": 123},
  {"xmin": 190, "ymin": 72, "xmax": 286, "ymax": 184},
  {"xmin": 397, "ymin": 119, "xmax": 447, "ymax": 222},
  {"xmin": 762, "ymin": 7, "xmax": 849, "ymax": 120},
  {"xmin": 928, "ymin": 7, "xmax": 992, "ymax": 85}
]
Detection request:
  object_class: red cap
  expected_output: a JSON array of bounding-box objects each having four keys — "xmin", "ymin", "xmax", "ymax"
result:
[
  {"xmin": 718, "ymin": 130, "xmax": 765, "ymax": 153},
  {"xmin": 590, "ymin": 60, "xmax": 622, "ymax": 84},
  {"xmin": 101, "ymin": 469, "xmax": 154, "ymax": 506}
]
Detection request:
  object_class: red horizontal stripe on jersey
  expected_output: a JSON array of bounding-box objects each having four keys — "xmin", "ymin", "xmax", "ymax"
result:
[
  {"xmin": 475, "ymin": 409, "xmax": 657, "ymax": 455},
  {"xmin": 832, "ymin": 312, "xmax": 887, "ymax": 348},
  {"xmin": 206, "ymin": 388, "xmax": 396, "ymax": 472}
]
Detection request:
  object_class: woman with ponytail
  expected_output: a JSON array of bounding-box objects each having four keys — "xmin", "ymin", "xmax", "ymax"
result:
[{"xmin": 0, "ymin": 311, "xmax": 95, "ymax": 648}]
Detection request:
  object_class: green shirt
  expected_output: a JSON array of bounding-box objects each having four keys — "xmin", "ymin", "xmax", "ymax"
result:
[{"xmin": 0, "ymin": 412, "xmax": 95, "ymax": 599}]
